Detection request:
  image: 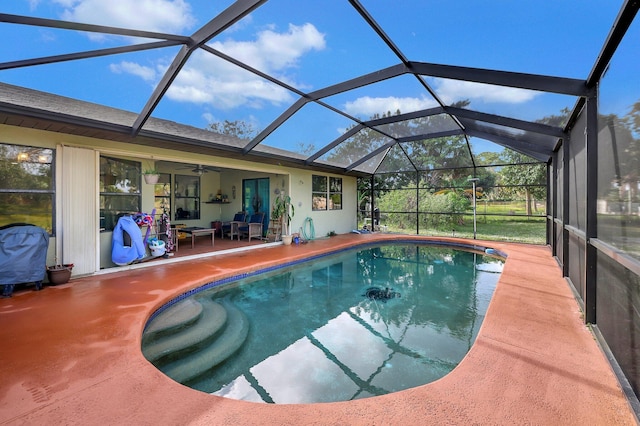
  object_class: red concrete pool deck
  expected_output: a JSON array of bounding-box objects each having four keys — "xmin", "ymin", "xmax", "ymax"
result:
[{"xmin": 0, "ymin": 234, "xmax": 636, "ymax": 425}]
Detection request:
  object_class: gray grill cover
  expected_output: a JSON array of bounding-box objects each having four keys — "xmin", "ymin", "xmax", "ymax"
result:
[{"xmin": 0, "ymin": 225, "xmax": 49, "ymax": 284}]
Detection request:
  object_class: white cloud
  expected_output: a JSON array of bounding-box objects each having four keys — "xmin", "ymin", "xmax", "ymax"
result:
[
  {"xmin": 202, "ymin": 112, "xmax": 215, "ymax": 123},
  {"xmin": 39, "ymin": 29, "xmax": 57, "ymax": 43},
  {"xmin": 342, "ymin": 79, "xmax": 541, "ymax": 118},
  {"xmin": 110, "ymin": 61, "xmax": 157, "ymax": 82},
  {"xmin": 343, "ymin": 95, "xmax": 439, "ymax": 118},
  {"xmin": 28, "ymin": 0, "xmax": 42, "ymax": 10},
  {"xmin": 434, "ymin": 79, "xmax": 539, "ymax": 104},
  {"xmin": 55, "ymin": 0, "xmax": 195, "ymax": 39},
  {"xmin": 112, "ymin": 23, "xmax": 326, "ymax": 111},
  {"xmin": 52, "ymin": 0, "xmax": 75, "ymax": 6},
  {"xmin": 166, "ymin": 54, "xmax": 294, "ymax": 109},
  {"xmin": 210, "ymin": 23, "xmax": 326, "ymax": 73}
]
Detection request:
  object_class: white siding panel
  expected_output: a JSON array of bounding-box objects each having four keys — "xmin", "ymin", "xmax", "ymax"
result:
[{"xmin": 60, "ymin": 146, "xmax": 97, "ymax": 275}]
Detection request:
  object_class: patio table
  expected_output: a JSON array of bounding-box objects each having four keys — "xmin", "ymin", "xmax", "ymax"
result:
[{"xmin": 181, "ymin": 227, "xmax": 216, "ymax": 249}]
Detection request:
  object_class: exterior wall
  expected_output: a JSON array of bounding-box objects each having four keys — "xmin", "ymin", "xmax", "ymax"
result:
[
  {"xmin": 1, "ymin": 124, "xmax": 357, "ymax": 274},
  {"xmin": 286, "ymin": 169, "xmax": 357, "ymax": 239},
  {"xmin": 188, "ymin": 166, "xmax": 357, "ymax": 237}
]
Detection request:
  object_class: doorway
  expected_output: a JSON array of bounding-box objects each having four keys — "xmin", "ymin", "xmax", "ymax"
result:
[{"xmin": 242, "ymin": 178, "xmax": 270, "ymax": 237}]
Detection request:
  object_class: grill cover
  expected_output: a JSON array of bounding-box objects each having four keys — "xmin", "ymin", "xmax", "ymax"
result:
[{"xmin": 0, "ymin": 224, "xmax": 49, "ymax": 285}]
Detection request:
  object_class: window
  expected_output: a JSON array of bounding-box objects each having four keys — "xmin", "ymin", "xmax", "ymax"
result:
[
  {"xmin": 100, "ymin": 156, "xmax": 141, "ymax": 231},
  {"xmin": 329, "ymin": 177, "xmax": 342, "ymax": 210},
  {"xmin": 154, "ymin": 173, "xmax": 171, "ymax": 217},
  {"xmin": 0, "ymin": 143, "xmax": 55, "ymax": 233},
  {"xmin": 174, "ymin": 175, "xmax": 200, "ymax": 220},
  {"xmin": 312, "ymin": 175, "xmax": 342, "ymax": 211},
  {"xmin": 312, "ymin": 175, "xmax": 327, "ymax": 211}
]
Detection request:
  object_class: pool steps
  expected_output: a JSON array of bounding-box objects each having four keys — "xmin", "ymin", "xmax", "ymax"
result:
[
  {"xmin": 142, "ymin": 298, "xmax": 228, "ymax": 364},
  {"xmin": 142, "ymin": 298, "xmax": 203, "ymax": 341},
  {"xmin": 142, "ymin": 297, "xmax": 249, "ymax": 385}
]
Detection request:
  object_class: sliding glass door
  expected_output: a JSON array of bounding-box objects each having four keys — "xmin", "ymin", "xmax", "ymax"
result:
[{"xmin": 242, "ymin": 178, "xmax": 270, "ymax": 236}]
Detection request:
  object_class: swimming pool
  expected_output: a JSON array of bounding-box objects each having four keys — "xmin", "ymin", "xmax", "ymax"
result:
[{"xmin": 142, "ymin": 242, "xmax": 503, "ymax": 404}]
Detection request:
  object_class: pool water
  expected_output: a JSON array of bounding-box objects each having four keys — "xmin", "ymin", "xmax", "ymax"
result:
[{"xmin": 142, "ymin": 243, "xmax": 503, "ymax": 404}]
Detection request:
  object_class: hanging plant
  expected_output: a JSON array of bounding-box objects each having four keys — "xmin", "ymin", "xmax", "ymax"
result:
[{"xmin": 143, "ymin": 168, "xmax": 160, "ymax": 184}]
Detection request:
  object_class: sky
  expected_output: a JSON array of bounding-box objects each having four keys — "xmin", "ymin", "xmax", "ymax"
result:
[{"xmin": 0, "ymin": 0, "xmax": 632, "ymax": 161}]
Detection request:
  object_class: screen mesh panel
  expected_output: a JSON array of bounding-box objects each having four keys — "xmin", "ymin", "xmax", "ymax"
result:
[
  {"xmin": 597, "ymin": 252, "xmax": 640, "ymax": 397},
  {"xmin": 568, "ymin": 113, "xmax": 587, "ymax": 230},
  {"xmin": 568, "ymin": 233, "xmax": 586, "ymax": 300}
]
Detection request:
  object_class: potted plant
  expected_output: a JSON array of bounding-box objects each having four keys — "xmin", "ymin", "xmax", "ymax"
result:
[
  {"xmin": 143, "ymin": 168, "xmax": 160, "ymax": 184},
  {"xmin": 47, "ymin": 262, "xmax": 73, "ymax": 285},
  {"xmin": 272, "ymin": 192, "xmax": 295, "ymax": 245}
]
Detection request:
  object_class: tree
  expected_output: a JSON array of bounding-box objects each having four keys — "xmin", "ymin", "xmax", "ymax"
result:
[
  {"xmin": 336, "ymin": 103, "xmax": 474, "ymax": 204},
  {"xmin": 625, "ymin": 100, "xmax": 640, "ymax": 135},
  {"xmin": 493, "ymin": 108, "xmax": 570, "ymax": 215},
  {"xmin": 357, "ymin": 175, "xmax": 395, "ymax": 223},
  {"xmin": 497, "ymin": 151, "xmax": 546, "ymax": 215},
  {"xmin": 622, "ymin": 101, "xmax": 640, "ymax": 195},
  {"xmin": 598, "ymin": 101, "xmax": 640, "ymax": 205},
  {"xmin": 536, "ymin": 107, "xmax": 571, "ymax": 127},
  {"xmin": 208, "ymin": 120, "xmax": 258, "ymax": 140}
]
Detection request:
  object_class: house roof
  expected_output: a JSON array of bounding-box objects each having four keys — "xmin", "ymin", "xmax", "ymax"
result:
[
  {"xmin": 0, "ymin": 1, "xmax": 637, "ymax": 175},
  {"xmin": 0, "ymin": 81, "xmax": 322, "ymax": 173}
]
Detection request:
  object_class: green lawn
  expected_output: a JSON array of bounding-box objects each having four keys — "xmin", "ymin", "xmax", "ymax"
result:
[
  {"xmin": 476, "ymin": 200, "xmax": 546, "ymax": 216},
  {"xmin": 420, "ymin": 216, "xmax": 546, "ymax": 244},
  {"xmin": 373, "ymin": 200, "xmax": 548, "ymax": 244},
  {"xmin": 370, "ymin": 209, "xmax": 546, "ymax": 244}
]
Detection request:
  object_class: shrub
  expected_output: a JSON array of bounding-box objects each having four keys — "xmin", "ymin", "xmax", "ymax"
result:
[{"xmin": 378, "ymin": 188, "xmax": 470, "ymax": 230}]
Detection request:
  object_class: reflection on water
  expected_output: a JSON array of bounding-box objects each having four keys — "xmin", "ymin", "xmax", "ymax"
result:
[{"xmin": 149, "ymin": 244, "xmax": 503, "ymax": 404}]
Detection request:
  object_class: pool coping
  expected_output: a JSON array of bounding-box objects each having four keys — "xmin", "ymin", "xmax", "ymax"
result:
[{"xmin": 0, "ymin": 234, "xmax": 636, "ymax": 424}]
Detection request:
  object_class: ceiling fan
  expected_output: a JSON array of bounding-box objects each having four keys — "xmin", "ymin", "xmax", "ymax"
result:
[{"xmin": 178, "ymin": 164, "xmax": 220, "ymax": 175}]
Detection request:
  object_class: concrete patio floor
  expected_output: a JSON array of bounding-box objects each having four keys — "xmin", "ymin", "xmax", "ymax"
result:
[{"xmin": 0, "ymin": 234, "xmax": 636, "ymax": 425}]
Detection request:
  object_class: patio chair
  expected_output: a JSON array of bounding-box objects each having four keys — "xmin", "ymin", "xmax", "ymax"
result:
[
  {"xmin": 221, "ymin": 212, "xmax": 246, "ymax": 239},
  {"xmin": 238, "ymin": 212, "xmax": 265, "ymax": 241}
]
